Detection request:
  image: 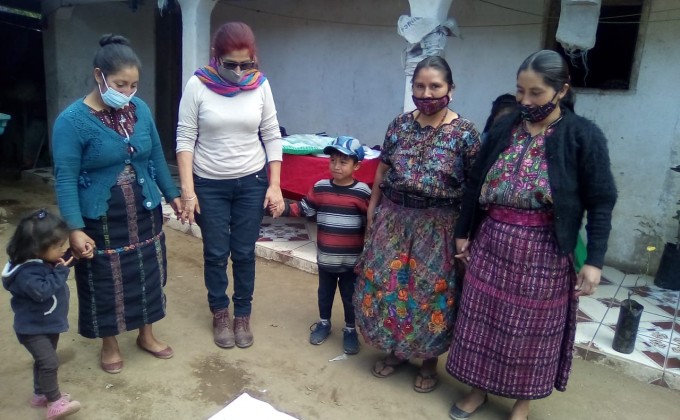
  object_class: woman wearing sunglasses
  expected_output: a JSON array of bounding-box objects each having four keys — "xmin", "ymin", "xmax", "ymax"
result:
[{"xmin": 176, "ymin": 22, "xmax": 284, "ymax": 350}]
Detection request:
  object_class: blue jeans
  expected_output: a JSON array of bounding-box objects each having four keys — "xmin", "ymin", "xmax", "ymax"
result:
[{"xmin": 194, "ymin": 168, "xmax": 267, "ymax": 316}]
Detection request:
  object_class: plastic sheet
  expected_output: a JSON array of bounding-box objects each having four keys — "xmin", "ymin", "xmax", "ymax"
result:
[
  {"xmin": 556, "ymin": 0, "xmax": 601, "ymax": 53},
  {"xmin": 398, "ymin": 15, "xmax": 459, "ymax": 76}
]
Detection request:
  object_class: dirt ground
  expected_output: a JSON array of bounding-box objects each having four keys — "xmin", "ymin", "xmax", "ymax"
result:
[{"xmin": 0, "ymin": 179, "xmax": 678, "ymax": 420}]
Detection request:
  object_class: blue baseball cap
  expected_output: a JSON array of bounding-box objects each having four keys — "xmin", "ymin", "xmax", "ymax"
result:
[{"xmin": 323, "ymin": 136, "xmax": 365, "ymax": 161}]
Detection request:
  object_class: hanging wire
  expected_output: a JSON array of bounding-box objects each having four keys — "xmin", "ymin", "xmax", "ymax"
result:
[
  {"xmin": 222, "ymin": 2, "xmax": 680, "ymax": 28},
  {"xmin": 476, "ymin": 0, "xmax": 543, "ymax": 17}
]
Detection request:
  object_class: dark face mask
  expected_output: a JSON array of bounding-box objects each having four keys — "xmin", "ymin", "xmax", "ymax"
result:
[
  {"xmin": 218, "ymin": 67, "xmax": 243, "ymax": 84},
  {"xmin": 518, "ymin": 92, "xmax": 559, "ymax": 123},
  {"xmin": 412, "ymin": 95, "xmax": 450, "ymax": 116}
]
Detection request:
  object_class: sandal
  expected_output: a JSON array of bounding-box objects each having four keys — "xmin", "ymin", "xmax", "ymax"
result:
[
  {"xmin": 413, "ymin": 370, "xmax": 439, "ymax": 393},
  {"xmin": 371, "ymin": 355, "xmax": 407, "ymax": 378}
]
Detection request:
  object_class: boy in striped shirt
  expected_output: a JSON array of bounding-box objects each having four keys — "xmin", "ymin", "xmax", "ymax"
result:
[{"xmin": 281, "ymin": 137, "xmax": 371, "ymax": 354}]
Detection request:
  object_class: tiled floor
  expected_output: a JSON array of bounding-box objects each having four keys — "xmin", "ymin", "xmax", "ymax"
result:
[
  {"xmin": 575, "ymin": 265, "xmax": 680, "ymax": 388},
  {"xmin": 21, "ymin": 168, "xmax": 680, "ymax": 389}
]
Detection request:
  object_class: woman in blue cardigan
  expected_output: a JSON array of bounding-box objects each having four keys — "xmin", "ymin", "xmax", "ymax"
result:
[
  {"xmin": 446, "ymin": 50, "xmax": 617, "ymax": 420},
  {"xmin": 52, "ymin": 34, "xmax": 181, "ymax": 374}
]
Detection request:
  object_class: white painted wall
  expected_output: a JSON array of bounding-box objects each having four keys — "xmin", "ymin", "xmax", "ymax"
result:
[{"xmin": 43, "ymin": 0, "xmax": 157, "ymax": 140}]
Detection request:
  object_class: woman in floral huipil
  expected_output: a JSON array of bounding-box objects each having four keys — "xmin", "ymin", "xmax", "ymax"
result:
[{"xmin": 354, "ymin": 56, "xmax": 481, "ymax": 393}]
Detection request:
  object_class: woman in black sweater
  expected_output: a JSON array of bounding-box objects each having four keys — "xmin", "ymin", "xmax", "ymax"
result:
[{"xmin": 446, "ymin": 50, "xmax": 617, "ymax": 420}]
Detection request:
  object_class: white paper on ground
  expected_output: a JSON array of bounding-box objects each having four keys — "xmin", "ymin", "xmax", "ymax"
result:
[
  {"xmin": 209, "ymin": 393, "xmax": 298, "ymax": 420},
  {"xmin": 329, "ymin": 354, "xmax": 348, "ymax": 362}
]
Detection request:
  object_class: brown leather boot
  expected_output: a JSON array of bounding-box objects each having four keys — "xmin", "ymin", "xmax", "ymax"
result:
[
  {"xmin": 213, "ymin": 308, "xmax": 235, "ymax": 348},
  {"xmin": 233, "ymin": 315, "xmax": 253, "ymax": 348}
]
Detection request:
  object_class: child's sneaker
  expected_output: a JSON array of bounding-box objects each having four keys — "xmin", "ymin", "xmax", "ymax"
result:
[
  {"xmin": 309, "ymin": 320, "xmax": 331, "ymax": 345},
  {"xmin": 46, "ymin": 394, "xmax": 81, "ymax": 419},
  {"xmin": 343, "ymin": 327, "xmax": 360, "ymax": 355},
  {"xmin": 30, "ymin": 393, "xmax": 71, "ymax": 408}
]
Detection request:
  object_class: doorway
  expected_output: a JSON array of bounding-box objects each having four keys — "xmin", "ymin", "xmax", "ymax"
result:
[{"xmin": 0, "ymin": 1, "xmax": 47, "ymax": 177}]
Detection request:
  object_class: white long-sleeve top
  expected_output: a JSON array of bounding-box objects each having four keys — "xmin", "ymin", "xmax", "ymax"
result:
[{"xmin": 175, "ymin": 75, "xmax": 283, "ymax": 179}]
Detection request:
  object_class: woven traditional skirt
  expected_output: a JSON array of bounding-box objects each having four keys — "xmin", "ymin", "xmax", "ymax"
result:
[
  {"xmin": 74, "ymin": 167, "xmax": 168, "ymax": 339},
  {"xmin": 446, "ymin": 206, "xmax": 577, "ymax": 400},
  {"xmin": 354, "ymin": 197, "xmax": 459, "ymax": 359}
]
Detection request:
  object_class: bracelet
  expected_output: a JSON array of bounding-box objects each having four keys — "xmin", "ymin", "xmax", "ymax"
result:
[{"xmin": 182, "ymin": 195, "xmax": 197, "ymax": 201}]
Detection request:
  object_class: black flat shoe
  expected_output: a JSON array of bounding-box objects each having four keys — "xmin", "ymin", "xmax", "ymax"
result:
[{"xmin": 449, "ymin": 395, "xmax": 488, "ymax": 419}]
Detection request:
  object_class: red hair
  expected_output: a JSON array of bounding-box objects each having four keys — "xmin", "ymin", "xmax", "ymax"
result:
[{"xmin": 212, "ymin": 22, "xmax": 257, "ymax": 59}]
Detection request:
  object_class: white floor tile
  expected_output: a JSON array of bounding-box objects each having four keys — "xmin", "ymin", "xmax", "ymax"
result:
[
  {"xmin": 636, "ymin": 321, "xmax": 675, "ymax": 343},
  {"xmin": 288, "ymin": 242, "xmax": 318, "ymax": 263},
  {"xmin": 620, "ymin": 274, "xmax": 654, "ymax": 288},
  {"xmin": 591, "ymin": 325, "xmax": 664, "ymax": 370},
  {"xmin": 256, "ymin": 239, "xmax": 313, "ymax": 253},
  {"xmin": 604, "ymin": 306, "xmax": 676, "ymax": 327},
  {"xmin": 590, "ymin": 284, "xmax": 620, "ymax": 300},
  {"xmin": 259, "ymin": 223, "xmax": 310, "ymax": 242},
  {"xmin": 575, "ymin": 321, "xmax": 600, "ymax": 344},
  {"xmin": 578, "ymin": 296, "xmax": 611, "ymax": 323},
  {"xmin": 613, "ymin": 288, "xmax": 676, "ymax": 320},
  {"xmin": 601, "ymin": 266, "xmax": 626, "ymax": 285}
]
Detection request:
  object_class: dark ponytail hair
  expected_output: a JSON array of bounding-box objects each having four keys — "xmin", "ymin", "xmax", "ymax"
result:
[
  {"xmin": 483, "ymin": 94, "xmax": 518, "ymax": 133},
  {"xmin": 517, "ymin": 50, "xmax": 575, "ymax": 112},
  {"xmin": 6, "ymin": 209, "xmax": 69, "ymax": 265},
  {"xmin": 411, "ymin": 56, "xmax": 455, "ymax": 91},
  {"xmin": 93, "ymin": 34, "xmax": 141, "ymax": 75}
]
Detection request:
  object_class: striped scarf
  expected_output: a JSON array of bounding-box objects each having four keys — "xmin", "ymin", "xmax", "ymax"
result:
[{"xmin": 194, "ymin": 57, "xmax": 266, "ymax": 97}]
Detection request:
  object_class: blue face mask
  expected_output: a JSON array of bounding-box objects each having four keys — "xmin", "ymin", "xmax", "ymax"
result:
[{"xmin": 99, "ymin": 71, "xmax": 136, "ymax": 109}]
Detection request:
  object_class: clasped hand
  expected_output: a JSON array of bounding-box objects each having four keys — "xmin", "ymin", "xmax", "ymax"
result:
[
  {"xmin": 264, "ymin": 185, "xmax": 284, "ymax": 218},
  {"xmin": 454, "ymin": 238, "xmax": 471, "ymax": 265},
  {"xmin": 69, "ymin": 230, "xmax": 96, "ymax": 259}
]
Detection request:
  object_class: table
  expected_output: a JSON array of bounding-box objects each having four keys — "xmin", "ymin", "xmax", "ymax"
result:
[{"xmin": 279, "ymin": 154, "xmax": 380, "ymax": 200}]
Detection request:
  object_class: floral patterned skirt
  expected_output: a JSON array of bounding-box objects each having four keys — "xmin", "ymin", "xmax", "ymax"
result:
[{"xmin": 354, "ymin": 197, "xmax": 459, "ymax": 359}]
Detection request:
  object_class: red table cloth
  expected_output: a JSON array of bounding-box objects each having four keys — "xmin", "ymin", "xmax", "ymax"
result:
[{"xmin": 279, "ymin": 154, "xmax": 380, "ymax": 201}]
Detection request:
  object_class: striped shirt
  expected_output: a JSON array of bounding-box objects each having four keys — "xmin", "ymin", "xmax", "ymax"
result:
[{"xmin": 286, "ymin": 179, "xmax": 371, "ymax": 272}]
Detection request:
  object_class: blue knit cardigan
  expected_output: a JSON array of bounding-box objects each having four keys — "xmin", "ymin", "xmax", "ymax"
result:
[{"xmin": 53, "ymin": 97, "xmax": 180, "ymax": 229}]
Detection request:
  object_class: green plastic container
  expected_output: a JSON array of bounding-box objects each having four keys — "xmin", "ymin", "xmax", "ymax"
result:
[{"xmin": 574, "ymin": 234, "xmax": 587, "ymax": 272}]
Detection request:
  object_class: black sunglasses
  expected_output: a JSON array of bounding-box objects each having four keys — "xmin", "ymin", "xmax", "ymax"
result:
[{"xmin": 221, "ymin": 60, "xmax": 257, "ymax": 71}]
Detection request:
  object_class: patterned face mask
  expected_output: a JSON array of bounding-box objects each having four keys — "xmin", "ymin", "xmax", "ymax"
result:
[
  {"xmin": 518, "ymin": 92, "xmax": 558, "ymax": 123},
  {"xmin": 412, "ymin": 95, "xmax": 450, "ymax": 116}
]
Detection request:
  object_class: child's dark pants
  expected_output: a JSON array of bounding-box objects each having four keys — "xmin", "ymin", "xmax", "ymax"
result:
[
  {"xmin": 18, "ymin": 333, "xmax": 61, "ymax": 401},
  {"xmin": 318, "ymin": 268, "xmax": 356, "ymax": 326}
]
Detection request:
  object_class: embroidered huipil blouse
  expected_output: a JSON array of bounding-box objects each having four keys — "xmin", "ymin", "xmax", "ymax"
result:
[
  {"xmin": 90, "ymin": 103, "xmax": 137, "ymax": 138},
  {"xmin": 479, "ymin": 122, "xmax": 559, "ymax": 210},
  {"xmin": 381, "ymin": 112, "xmax": 481, "ymax": 199}
]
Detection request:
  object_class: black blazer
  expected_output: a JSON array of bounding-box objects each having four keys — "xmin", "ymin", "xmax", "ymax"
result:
[{"xmin": 454, "ymin": 107, "xmax": 617, "ymax": 268}]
